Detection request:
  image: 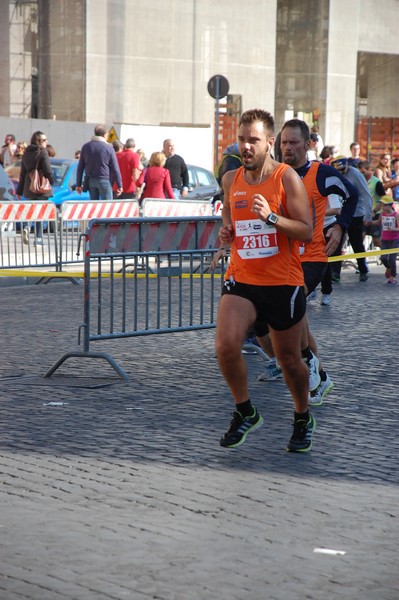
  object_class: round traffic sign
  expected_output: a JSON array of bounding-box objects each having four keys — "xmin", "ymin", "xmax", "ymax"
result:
[{"xmin": 207, "ymin": 75, "xmax": 229, "ymax": 100}]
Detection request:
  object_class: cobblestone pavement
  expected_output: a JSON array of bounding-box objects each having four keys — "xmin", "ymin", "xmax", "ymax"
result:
[{"xmin": 0, "ymin": 263, "xmax": 398, "ymax": 599}]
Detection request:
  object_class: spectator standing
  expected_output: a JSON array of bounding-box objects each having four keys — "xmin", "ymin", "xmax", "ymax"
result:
[
  {"xmin": 46, "ymin": 144, "xmax": 56, "ymax": 157},
  {"xmin": 112, "ymin": 140, "xmax": 123, "ymax": 154},
  {"xmin": 214, "ymin": 142, "xmax": 242, "ymax": 205},
  {"xmin": 319, "ymin": 145, "xmax": 333, "ymax": 164},
  {"xmin": 375, "ymin": 153, "xmax": 393, "ymax": 195},
  {"xmin": 374, "ymin": 196, "xmax": 399, "ymax": 284},
  {"xmin": 390, "ymin": 158, "xmax": 399, "ymax": 201},
  {"xmin": 5, "ymin": 142, "xmax": 27, "ymax": 187},
  {"xmin": 307, "ymin": 133, "xmax": 320, "ymax": 161},
  {"xmin": 163, "ymin": 139, "xmax": 189, "ymax": 199},
  {"xmin": 137, "ymin": 149, "xmax": 149, "ymax": 168},
  {"xmin": 358, "ymin": 159, "xmax": 385, "ymax": 247},
  {"xmin": 76, "ymin": 125, "xmax": 122, "ymax": 200},
  {"xmin": 0, "ymin": 134, "xmax": 17, "ymax": 167},
  {"xmin": 114, "ymin": 138, "xmax": 141, "ymax": 199},
  {"xmin": 140, "ymin": 151, "xmax": 174, "ymax": 200},
  {"xmin": 14, "ymin": 141, "xmax": 27, "ymax": 161},
  {"xmin": 16, "ymin": 130, "xmax": 54, "ymax": 245},
  {"xmin": 330, "ymin": 155, "xmax": 373, "ymax": 282},
  {"xmin": 347, "ymin": 142, "xmax": 362, "ymax": 167},
  {"xmin": 319, "ymin": 194, "xmax": 343, "ymax": 306}
]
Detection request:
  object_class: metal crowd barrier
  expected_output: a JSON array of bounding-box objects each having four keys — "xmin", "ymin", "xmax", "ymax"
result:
[
  {"xmin": 45, "ymin": 215, "xmax": 223, "ymax": 380},
  {"xmin": 0, "ymin": 198, "xmax": 220, "ymax": 274},
  {"xmin": 59, "ymin": 199, "xmax": 140, "ymax": 266}
]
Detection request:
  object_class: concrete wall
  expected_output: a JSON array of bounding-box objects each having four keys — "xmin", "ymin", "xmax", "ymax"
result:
[{"xmin": 85, "ymin": 0, "xmax": 277, "ymax": 126}]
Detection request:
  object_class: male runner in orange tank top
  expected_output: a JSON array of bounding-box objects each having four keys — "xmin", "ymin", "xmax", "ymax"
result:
[
  {"xmin": 215, "ymin": 109, "xmax": 315, "ymax": 452},
  {"xmin": 256, "ymin": 119, "xmax": 358, "ymax": 407}
]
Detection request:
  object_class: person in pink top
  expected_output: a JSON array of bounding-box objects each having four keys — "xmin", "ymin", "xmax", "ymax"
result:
[
  {"xmin": 140, "ymin": 151, "xmax": 174, "ymax": 200},
  {"xmin": 373, "ymin": 195, "xmax": 399, "ymax": 284}
]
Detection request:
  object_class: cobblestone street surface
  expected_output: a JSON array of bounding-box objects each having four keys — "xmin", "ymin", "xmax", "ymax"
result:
[{"xmin": 0, "ymin": 263, "xmax": 398, "ymax": 599}]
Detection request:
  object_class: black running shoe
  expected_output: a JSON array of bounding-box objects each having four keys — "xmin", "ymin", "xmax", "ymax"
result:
[
  {"xmin": 220, "ymin": 407, "xmax": 263, "ymax": 448},
  {"xmin": 287, "ymin": 413, "xmax": 316, "ymax": 453}
]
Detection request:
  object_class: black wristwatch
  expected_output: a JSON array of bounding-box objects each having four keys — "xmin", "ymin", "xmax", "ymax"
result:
[{"xmin": 266, "ymin": 212, "xmax": 279, "ymax": 226}]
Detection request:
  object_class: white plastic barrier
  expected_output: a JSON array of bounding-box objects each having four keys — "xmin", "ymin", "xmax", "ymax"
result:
[{"xmin": 141, "ymin": 198, "xmax": 214, "ymax": 218}]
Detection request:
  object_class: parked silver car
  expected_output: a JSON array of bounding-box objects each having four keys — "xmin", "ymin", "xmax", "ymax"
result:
[{"xmin": 186, "ymin": 164, "xmax": 219, "ymax": 201}]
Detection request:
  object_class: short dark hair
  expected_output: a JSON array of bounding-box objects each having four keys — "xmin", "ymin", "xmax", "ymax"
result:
[
  {"xmin": 319, "ymin": 146, "xmax": 332, "ymax": 160},
  {"xmin": 350, "ymin": 142, "xmax": 360, "ymax": 149},
  {"xmin": 239, "ymin": 109, "xmax": 274, "ymax": 137},
  {"xmin": 358, "ymin": 160, "xmax": 370, "ymax": 170},
  {"xmin": 94, "ymin": 124, "xmax": 107, "ymax": 137},
  {"xmin": 281, "ymin": 119, "xmax": 310, "ymax": 141},
  {"xmin": 112, "ymin": 140, "xmax": 123, "ymax": 152}
]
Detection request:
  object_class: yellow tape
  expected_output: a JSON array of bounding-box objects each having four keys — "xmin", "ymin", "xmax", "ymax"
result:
[
  {"xmin": 0, "ymin": 270, "xmax": 221, "ymax": 279},
  {"xmin": 327, "ymin": 247, "xmax": 399, "ymax": 262},
  {"xmin": 1, "ymin": 247, "xmax": 398, "ymax": 278}
]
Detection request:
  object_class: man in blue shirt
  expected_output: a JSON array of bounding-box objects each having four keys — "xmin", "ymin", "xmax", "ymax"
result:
[
  {"xmin": 330, "ymin": 155, "xmax": 373, "ymax": 281},
  {"xmin": 76, "ymin": 125, "xmax": 122, "ymax": 199}
]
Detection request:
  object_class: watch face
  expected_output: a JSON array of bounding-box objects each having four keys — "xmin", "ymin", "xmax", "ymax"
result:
[{"xmin": 268, "ymin": 213, "xmax": 278, "ymax": 224}]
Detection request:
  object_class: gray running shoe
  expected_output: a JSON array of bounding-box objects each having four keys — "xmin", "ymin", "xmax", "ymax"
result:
[
  {"xmin": 320, "ymin": 294, "xmax": 331, "ymax": 306},
  {"xmin": 306, "ymin": 351, "xmax": 321, "ymax": 392},
  {"xmin": 258, "ymin": 361, "xmax": 283, "ymax": 381}
]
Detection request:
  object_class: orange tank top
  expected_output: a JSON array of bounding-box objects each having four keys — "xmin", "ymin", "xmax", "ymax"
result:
[
  {"xmin": 226, "ymin": 164, "xmax": 304, "ymax": 286},
  {"xmin": 300, "ymin": 162, "xmax": 328, "ymax": 263}
]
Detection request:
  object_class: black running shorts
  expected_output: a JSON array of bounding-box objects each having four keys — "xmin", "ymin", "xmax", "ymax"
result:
[
  {"xmin": 221, "ymin": 281, "xmax": 306, "ymax": 332},
  {"xmin": 301, "ymin": 261, "xmax": 328, "ymax": 295}
]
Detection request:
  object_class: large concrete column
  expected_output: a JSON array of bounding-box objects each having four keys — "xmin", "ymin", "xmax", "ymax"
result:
[
  {"xmin": 0, "ymin": 0, "xmax": 10, "ymax": 116},
  {"xmin": 325, "ymin": 0, "xmax": 360, "ymax": 152}
]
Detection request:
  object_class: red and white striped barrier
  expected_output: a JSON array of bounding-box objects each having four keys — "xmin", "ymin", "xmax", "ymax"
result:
[
  {"xmin": 0, "ymin": 201, "xmax": 57, "ymax": 221},
  {"xmin": 61, "ymin": 200, "xmax": 140, "ymax": 221},
  {"xmin": 141, "ymin": 198, "xmax": 214, "ymax": 218},
  {"xmin": 88, "ymin": 217, "xmax": 221, "ymax": 254}
]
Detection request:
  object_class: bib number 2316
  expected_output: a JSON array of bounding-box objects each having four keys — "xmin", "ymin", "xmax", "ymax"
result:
[{"xmin": 235, "ymin": 219, "xmax": 279, "ymax": 259}]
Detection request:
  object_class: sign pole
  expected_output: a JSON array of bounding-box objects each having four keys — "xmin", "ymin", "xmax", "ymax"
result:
[
  {"xmin": 207, "ymin": 74, "xmax": 229, "ymax": 168},
  {"xmin": 215, "ymin": 76, "xmax": 220, "ymax": 167}
]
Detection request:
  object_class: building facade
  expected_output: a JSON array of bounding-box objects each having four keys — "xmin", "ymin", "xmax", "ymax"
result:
[{"xmin": 1, "ymin": 0, "xmax": 399, "ymax": 161}]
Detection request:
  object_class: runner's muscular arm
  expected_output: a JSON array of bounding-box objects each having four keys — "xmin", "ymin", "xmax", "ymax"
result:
[{"xmin": 251, "ymin": 167, "xmax": 313, "ymax": 242}]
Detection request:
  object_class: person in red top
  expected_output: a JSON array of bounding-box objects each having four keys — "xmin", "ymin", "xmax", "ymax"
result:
[
  {"xmin": 140, "ymin": 151, "xmax": 174, "ymax": 200},
  {"xmin": 216, "ymin": 108, "xmax": 317, "ymax": 453},
  {"xmin": 113, "ymin": 138, "xmax": 141, "ymax": 199}
]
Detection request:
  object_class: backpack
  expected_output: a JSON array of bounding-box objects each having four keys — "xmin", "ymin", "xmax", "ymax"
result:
[{"xmin": 214, "ymin": 145, "xmax": 242, "ymax": 185}]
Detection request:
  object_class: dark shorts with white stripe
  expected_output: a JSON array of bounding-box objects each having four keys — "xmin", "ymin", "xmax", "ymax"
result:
[{"xmin": 222, "ymin": 281, "xmax": 306, "ymax": 334}]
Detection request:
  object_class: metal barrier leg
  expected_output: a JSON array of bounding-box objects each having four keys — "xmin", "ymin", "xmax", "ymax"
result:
[{"xmin": 43, "ymin": 351, "xmax": 129, "ymax": 381}]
